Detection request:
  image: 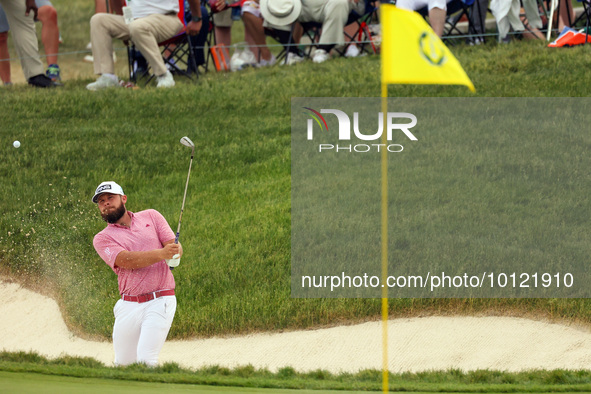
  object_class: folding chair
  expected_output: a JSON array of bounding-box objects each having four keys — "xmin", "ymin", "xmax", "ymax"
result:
[
  {"xmin": 572, "ymin": 0, "xmax": 590, "ymax": 30},
  {"xmin": 263, "ymin": 24, "xmax": 303, "ymax": 64},
  {"xmin": 128, "ymin": 0, "xmax": 207, "ymax": 84},
  {"xmin": 275, "ymin": 1, "xmax": 379, "ymax": 61},
  {"xmin": 343, "ymin": 0, "xmax": 381, "ymax": 55},
  {"xmin": 298, "ymin": 21, "xmax": 323, "ymax": 57},
  {"xmin": 573, "ymin": 0, "xmax": 591, "ymax": 43}
]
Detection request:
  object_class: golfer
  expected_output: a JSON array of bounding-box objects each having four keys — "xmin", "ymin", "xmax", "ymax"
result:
[{"xmin": 92, "ymin": 181, "xmax": 182, "ymax": 366}]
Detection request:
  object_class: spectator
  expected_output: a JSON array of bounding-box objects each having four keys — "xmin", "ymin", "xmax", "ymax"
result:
[
  {"xmin": 241, "ymin": 0, "xmax": 275, "ymax": 66},
  {"xmin": 0, "ymin": 0, "xmax": 63, "ymax": 81},
  {"xmin": 0, "ymin": 0, "xmax": 57, "ymax": 87},
  {"xmin": 0, "ymin": 0, "xmax": 62, "ymax": 81},
  {"xmin": 210, "ymin": 0, "xmax": 266, "ymax": 65},
  {"xmin": 261, "ymin": 0, "xmax": 364, "ymax": 64},
  {"xmin": 210, "ymin": 1, "xmax": 234, "ymax": 48},
  {"xmin": 86, "ymin": 0, "xmax": 202, "ymax": 90},
  {"xmin": 84, "ymin": 0, "xmax": 117, "ymax": 63},
  {"xmin": 260, "ymin": 0, "xmax": 303, "ymax": 64},
  {"xmin": 185, "ymin": 0, "xmax": 210, "ymax": 70},
  {"xmin": 468, "ymin": 0, "xmax": 487, "ymax": 44},
  {"xmin": 491, "ymin": 0, "xmax": 543, "ymax": 42},
  {"xmin": 130, "ymin": 0, "xmax": 210, "ymax": 76}
]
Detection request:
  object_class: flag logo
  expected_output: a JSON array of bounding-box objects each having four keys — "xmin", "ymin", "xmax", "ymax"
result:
[{"xmin": 418, "ymin": 32, "xmax": 446, "ymax": 66}]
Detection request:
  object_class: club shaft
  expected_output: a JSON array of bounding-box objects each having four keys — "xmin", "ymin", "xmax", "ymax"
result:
[{"xmin": 175, "ymin": 151, "xmax": 194, "ymax": 243}]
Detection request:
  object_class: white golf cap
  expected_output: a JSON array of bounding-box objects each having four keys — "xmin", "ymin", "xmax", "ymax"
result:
[
  {"xmin": 92, "ymin": 181, "xmax": 125, "ymax": 203},
  {"xmin": 260, "ymin": 0, "xmax": 301, "ymax": 26}
]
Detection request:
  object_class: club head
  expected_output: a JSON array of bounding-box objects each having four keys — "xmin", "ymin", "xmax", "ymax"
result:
[{"xmin": 180, "ymin": 136, "xmax": 194, "ymax": 149}]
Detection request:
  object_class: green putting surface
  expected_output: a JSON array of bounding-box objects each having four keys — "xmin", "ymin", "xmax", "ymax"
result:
[{"xmin": 0, "ymin": 371, "xmax": 370, "ymax": 394}]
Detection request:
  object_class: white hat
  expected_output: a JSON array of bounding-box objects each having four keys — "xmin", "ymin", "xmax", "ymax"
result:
[
  {"xmin": 260, "ymin": 0, "xmax": 301, "ymax": 26},
  {"xmin": 92, "ymin": 181, "xmax": 125, "ymax": 203}
]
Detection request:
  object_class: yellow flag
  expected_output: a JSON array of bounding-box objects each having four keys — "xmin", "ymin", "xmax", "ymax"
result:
[{"xmin": 380, "ymin": 4, "xmax": 475, "ymax": 92}]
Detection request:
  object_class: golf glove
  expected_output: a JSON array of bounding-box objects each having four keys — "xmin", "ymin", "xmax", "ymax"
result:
[{"xmin": 166, "ymin": 254, "xmax": 181, "ymax": 267}]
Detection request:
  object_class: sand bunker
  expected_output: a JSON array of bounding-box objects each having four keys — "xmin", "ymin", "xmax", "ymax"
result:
[{"xmin": 1, "ymin": 280, "xmax": 591, "ymax": 373}]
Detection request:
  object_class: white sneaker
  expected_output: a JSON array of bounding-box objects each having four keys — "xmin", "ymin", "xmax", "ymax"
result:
[
  {"xmin": 239, "ymin": 48, "xmax": 257, "ymax": 66},
  {"xmin": 284, "ymin": 52, "xmax": 304, "ymax": 65},
  {"xmin": 469, "ymin": 37, "xmax": 484, "ymax": 46},
  {"xmin": 86, "ymin": 74, "xmax": 120, "ymax": 91},
  {"xmin": 345, "ymin": 44, "xmax": 360, "ymax": 58},
  {"xmin": 156, "ymin": 71, "xmax": 175, "ymax": 88},
  {"xmin": 259, "ymin": 54, "xmax": 276, "ymax": 67},
  {"xmin": 312, "ymin": 49, "xmax": 329, "ymax": 63}
]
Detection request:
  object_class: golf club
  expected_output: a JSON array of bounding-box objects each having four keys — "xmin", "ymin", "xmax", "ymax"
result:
[{"xmin": 167, "ymin": 136, "xmax": 195, "ymax": 268}]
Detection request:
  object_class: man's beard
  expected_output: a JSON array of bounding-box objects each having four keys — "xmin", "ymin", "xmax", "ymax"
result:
[{"xmin": 101, "ymin": 204, "xmax": 126, "ymax": 224}]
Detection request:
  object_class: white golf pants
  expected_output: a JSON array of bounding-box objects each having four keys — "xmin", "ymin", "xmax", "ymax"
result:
[{"xmin": 112, "ymin": 295, "xmax": 176, "ymax": 366}]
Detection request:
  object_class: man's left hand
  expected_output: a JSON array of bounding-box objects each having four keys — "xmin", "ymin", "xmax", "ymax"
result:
[{"xmin": 187, "ymin": 20, "xmax": 202, "ymax": 36}]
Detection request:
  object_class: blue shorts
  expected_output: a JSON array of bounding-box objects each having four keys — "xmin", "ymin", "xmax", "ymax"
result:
[{"xmin": 0, "ymin": 0, "xmax": 53, "ymax": 33}]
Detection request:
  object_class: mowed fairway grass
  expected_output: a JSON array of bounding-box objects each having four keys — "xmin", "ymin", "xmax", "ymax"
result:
[{"xmin": 3, "ymin": 1, "xmax": 591, "ymax": 389}]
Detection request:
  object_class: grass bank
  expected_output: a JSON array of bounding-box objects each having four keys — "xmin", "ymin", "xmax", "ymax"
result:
[{"xmin": 2, "ymin": 30, "xmax": 591, "ymax": 338}]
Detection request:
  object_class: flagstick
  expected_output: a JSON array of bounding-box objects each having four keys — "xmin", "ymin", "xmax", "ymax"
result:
[{"xmin": 381, "ymin": 83, "xmax": 389, "ymax": 393}]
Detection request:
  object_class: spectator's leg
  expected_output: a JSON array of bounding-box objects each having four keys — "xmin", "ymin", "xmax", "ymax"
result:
[
  {"xmin": 0, "ymin": 0, "xmax": 44, "ymax": 79},
  {"xmin": 213, "ymin": 8, "xmax": 232, "ymax": 47},
  {"xmin": 558, "ymin": 0, "xmax": 574, "ymax": 30},
  {"xmin": 37, "ymin": 5, "xmax": 59, "ymax": 66},
  {"xmin": 470, "ymin": 0, "xmax": 488, "ymax": 39},
  {"xmin": 243, "ymin": 23, "xmax": 259, "ymax": 59},
  {"xmin": 0, "ymin": 31, "xmax": 11, "ymax": 83},
  {"xmin": 521, "ymin": 0, "xmax": 544, "ymax": 39},
  {"xmin": 495, "ymin": 15, "xmax": 510, "ymax": 42},
  {"xmin": 215, "ymin": 26, "xmax": 232, "ymax": 47},
  {"xmin": 317, "ymin": 0, "xmax": 349, "ymax": 48},
  {"xmin": 242, "ymin": 11, "xmax": 271, "ymax": 62},
  {"xmin": 129, "ymin": 13, "xmax": 183, "ymax": 77},
  {"xmin": 428, "ymin": 6, "xmax": 446, "ymax": 37},
  {"xmin": 90, "ymin": 13, "xmax": 129, "ymax": 75}
]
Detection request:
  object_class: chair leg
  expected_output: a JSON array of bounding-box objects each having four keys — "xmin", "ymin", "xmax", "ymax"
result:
[{"xmin": 127, "ymin": 44, "xmax": 135, "ymax": 83}]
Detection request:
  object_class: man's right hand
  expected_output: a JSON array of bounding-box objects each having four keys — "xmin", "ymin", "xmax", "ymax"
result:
[
  {"xmin": 161, "ymin": 243, "xmax": 182, "ymax": 260},
  {"xmin": 210, "ymin": 0, "xmax": 228, "ymax": 12},
  {"xmin": 25, "ymin": 0, "xmax": 38, "ymax": 20}
]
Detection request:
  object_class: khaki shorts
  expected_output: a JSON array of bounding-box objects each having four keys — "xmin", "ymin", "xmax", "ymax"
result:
[
  {"xmin": 213, "ymin": 7, "xmax": 232, "ymax": 27},
  {"xmin": 0, "ymin": 0, "xmax": 53, "ymax": 32}
]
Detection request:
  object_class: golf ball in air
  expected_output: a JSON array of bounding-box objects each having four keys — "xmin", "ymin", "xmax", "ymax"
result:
[{"xmin": 13, "ymin": 141, "xmax": 20, "ymax": 148}]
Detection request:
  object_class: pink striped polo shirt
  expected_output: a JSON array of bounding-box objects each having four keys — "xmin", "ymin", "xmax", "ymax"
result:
[{"xmin": 93, "ymin": 209, "xmax": 176, "ymax": 296}]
